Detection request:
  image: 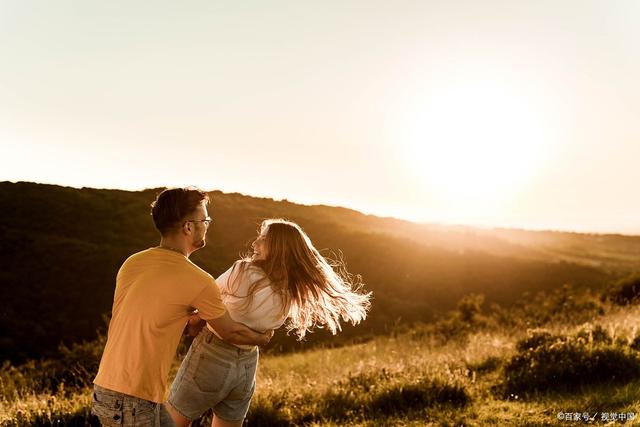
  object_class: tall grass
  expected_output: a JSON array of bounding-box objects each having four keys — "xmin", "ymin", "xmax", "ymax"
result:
[
  {"xmin": 496, "ymin": 328, "xmax": 640, "ymax": 396},
  {"xmin": 3, "ymin": 290, "xmax": 640, "ymax": 426}
]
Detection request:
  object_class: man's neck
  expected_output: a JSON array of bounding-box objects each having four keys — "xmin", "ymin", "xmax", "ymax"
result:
[{"xmin": 158, "ymin": 238, "xmax": 190, "ymax": 257}]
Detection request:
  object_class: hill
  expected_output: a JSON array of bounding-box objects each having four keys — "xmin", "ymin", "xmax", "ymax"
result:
[
  {"xmin": 1, "ymin": 181, "xmax": 638, "ymax": 362},
  {"xmin": 3, "ymin": 285, "xmax": 640, "ymax": 426}
]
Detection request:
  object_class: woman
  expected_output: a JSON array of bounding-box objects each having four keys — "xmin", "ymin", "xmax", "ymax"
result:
[{"xmin": 166, "ymin": 219, "xmax": 372, "ymax": 427}]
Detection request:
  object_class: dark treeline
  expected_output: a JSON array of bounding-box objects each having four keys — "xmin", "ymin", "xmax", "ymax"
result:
[{"xmin": 1, "ymin": 181, "xmax": 634, "ymax": 363}]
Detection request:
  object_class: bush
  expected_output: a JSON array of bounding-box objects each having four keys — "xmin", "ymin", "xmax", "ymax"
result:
[
  {"xmin": 515, "ymin": 330, "xmax": 563, "ymax": 352},
  {"xmin": 0, "ymin": 334, "xmax": 105, "ymax": 402},
  {"xmin": 603, "ymin": 275, "xmax": 640, "ymax": 306},
  {"xmin": 630, "ymin": 334, "xmax": 640, "ymax": 352},
  {"xmin": 487, "ymin": 285, "xmax": 606, "ymax": 332},
  {"xmin": 575, "ymin": 324, "xmax": 612, "ymax": 345},
  {"xmin": 467, "ymin": 356, "xmax": 503, "ymax": 374},
  {"xmin": 242, "ymin": 391, "xmax": 295, "ymax": 427},
  {"xmin": 369, "ymin": 378, "xmax": 469, "ymax": 414},
  {"xmin": 329, "ymin": 370, "xmax": 469, "ymax": 417},
  {"xmin": 245, "ymin": 368, "xmax": 470, "ymax": 425},
  {"xmin": 429, "ymin": 293, "xmax": 492, "ymax": 343},
  {"xmin": 457, "ymin": 294, "xmax": 485, "ymax": 324},
  {"xmin": 497, "ymin": 327, "xmax": 640, "ymax": 396}
]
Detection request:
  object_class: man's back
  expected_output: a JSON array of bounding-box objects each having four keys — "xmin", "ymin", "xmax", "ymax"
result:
[{"xmin": 94, "ymin": 247, "xmax": 225, "ymax": 402}]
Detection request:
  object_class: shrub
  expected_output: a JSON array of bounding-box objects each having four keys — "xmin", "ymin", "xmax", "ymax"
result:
[
  {"xmin": 497, "ymin": 327, "xmax": 640, "ymax": 396},
  {"xmin": 430, "ymin": 293, "xmax": 491, "ymax": 343},
  {"xmin": 0, "ymin": 334, "xmax": 105, "ymax": 402},
  {"xmin": 575, "ymin": 324, "xmax": 612, "ymax": 345},
  {"xmin": 368, "ymin": 378, "xmax": 469, "ymax": 414},
  {"xmin": 467, "ymin": 356, "xmax": 503, "ymax": 374},
  {"xmin": 329, "ymin": 370, "xmax": 469, "ymax": 417},
  {"xmin": 603, "ymin": 275, "xmax": 640, "ymax": 306},
  {"xmin": 488, "ymin": 285, "xmax": 606, "ymax": 331},
  {"xmin": 242, "ymin": 392, "xmax": 293, "ymax": 427},
  {"xmin": 457, "ymin": 294, "xmax": 485, "ymax": 324},
  {"xmin": 245, "ymin": 368, "xmax": 470, "ymax": 425},
  {"xmin": 515, "ymin": 330, "xmax": 563, "ymax": 352},
  {"xmin": 630, "ymin": 334, "xmax": 640, "ymax": 352}
]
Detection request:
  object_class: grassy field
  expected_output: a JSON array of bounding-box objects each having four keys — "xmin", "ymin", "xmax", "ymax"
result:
[
  {"xmin": 244, "ymin": 306, "xmax": 640, "ymax": 426},
  {"xmin": 3, "ymin": 290, "xmax": 640, "ymax": 426}
]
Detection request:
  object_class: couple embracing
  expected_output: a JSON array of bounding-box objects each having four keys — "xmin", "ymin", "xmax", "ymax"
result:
[{"xmin": 92, "ymin": 187, "xmax": 371, "ymax": 426}]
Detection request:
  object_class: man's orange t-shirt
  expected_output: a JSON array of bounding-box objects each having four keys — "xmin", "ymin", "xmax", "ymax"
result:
[{"xmin": 94, "ymin": 247, "xmax": 226, "ymax": 402}]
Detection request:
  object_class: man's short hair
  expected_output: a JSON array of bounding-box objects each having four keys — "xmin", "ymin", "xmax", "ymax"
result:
[{"xmin": 150, "ymin": 187, "xmax": 210, "ymax": 235}]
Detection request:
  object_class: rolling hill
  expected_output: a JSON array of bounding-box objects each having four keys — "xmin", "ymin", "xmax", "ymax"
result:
[{"xmin": 0, "ymin": 181, "xmax": 637, "ymax": 362}]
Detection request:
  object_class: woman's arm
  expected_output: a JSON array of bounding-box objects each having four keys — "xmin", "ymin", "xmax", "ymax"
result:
[{"xmin": 207, "ymin": 311, "xmax": 274, "ymax": 346}]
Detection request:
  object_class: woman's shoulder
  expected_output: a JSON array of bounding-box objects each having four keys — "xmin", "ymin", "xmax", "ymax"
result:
[{"xmin": 233, "ymin": 260, "xmax": 269, "ymax": 282}]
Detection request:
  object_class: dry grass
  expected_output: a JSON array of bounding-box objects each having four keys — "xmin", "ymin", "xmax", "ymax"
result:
[
  {"xmin": 0, "ymin": 390, "xmax": 91, "ymax": 426},
  {"xmin": 3, "ymin": 303, "xmax": 640, "ymax": 426}
]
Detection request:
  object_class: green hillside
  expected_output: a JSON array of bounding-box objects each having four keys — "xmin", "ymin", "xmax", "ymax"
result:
[
  {"xmin": 1, "ymin": 181, "xmax": 637, "ymax": 363},
  {"xmin": 3, "ymin": 281, "xmax": 640, "ymax": 426}
]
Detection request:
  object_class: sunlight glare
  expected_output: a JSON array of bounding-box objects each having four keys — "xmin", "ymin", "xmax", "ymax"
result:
[{"xmin": 404, "ymin": 82, "xmax": 549, "ymax": 210}]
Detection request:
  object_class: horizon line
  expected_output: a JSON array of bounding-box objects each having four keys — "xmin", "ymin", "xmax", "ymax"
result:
[{"xmin": 3, "ymin": 179, "xmax": 639, "ymax": 238}]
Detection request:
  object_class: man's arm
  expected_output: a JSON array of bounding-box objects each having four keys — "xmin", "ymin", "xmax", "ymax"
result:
[
  {"xmin": 207, "ymin": 311, "xmax": 273, "ymax": 346},
  {"xmin": 184, "ymin": 311, "xmax": 206, "ymax": 337}
]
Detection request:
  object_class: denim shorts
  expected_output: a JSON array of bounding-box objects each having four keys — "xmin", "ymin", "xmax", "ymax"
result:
[
  {"xmin": 168, "ymin": 328, "xmax": 258, "ymax": 422},
  {"xmin": 91, "ymin": 385, "xmax": 175, "ymax": 427}
]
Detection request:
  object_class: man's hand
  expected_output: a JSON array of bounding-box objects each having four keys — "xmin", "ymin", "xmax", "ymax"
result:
[
  {"xmin": 184, "ymin": 313, "xmax": 206, "ymax": 337},
  {"xmin": 207, "ymin": 312, "xmax": 276, "ymax": 346},
  {"xmin": 259, "ymin": 329, "xmax": 275, "ymax": 347}
]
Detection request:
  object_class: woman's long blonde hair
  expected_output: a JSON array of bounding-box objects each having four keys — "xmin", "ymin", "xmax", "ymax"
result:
[{"xmin": 229, "ymin": 219, "xmax": 371, "ymax": 340}]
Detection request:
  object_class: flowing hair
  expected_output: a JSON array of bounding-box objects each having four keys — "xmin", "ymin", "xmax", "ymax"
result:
[{"xmin": 228, "ymin": 219, "xmax": 372, "ymax": 340}]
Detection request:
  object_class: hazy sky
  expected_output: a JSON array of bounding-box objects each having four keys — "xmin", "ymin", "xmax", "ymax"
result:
[{"xmin": 2, "ymin": 1, "xmax": 639, "ymax": 234}]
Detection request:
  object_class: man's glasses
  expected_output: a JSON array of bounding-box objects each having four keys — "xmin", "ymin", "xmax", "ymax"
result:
[{"xmin": 184, "ymin": 217, "xmax": 213, "ymax": 227}]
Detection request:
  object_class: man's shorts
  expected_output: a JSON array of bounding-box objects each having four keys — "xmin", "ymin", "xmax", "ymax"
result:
[
  {"xmin": 168, "ymin": 328, "xmax": 258, "ymax": 422},
  {"xmin": 91, "ymin": 385, "xmax": 175, "ymax": 426}
]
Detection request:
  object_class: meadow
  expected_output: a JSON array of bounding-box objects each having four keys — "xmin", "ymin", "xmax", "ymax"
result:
[{"xmin": 3, "ymin": 277, "xmax": 640, "ymax": 426}]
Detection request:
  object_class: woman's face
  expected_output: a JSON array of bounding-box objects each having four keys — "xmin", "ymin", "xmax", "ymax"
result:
[{"xmin": 251, "ymin": 229, "xmax": 268, "ymax": 261}]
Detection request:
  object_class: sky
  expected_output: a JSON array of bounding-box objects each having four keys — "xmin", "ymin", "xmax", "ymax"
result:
[{"xmin": 1, "ymin": 0, "xmax": 639, "ymax": 235}]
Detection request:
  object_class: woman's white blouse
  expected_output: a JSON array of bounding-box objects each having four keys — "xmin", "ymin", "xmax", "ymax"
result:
[{"xmin": 207, "ymin": 261, "xmax": 288, "ymax": 348}]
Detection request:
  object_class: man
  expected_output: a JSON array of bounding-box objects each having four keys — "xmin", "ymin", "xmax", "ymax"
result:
[{"xmin": 92, "ymin": 187, "xmax": 272, "ymax": 426}]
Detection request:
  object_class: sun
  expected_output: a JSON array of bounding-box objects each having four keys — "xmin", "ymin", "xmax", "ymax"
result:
[{"xmin": 403, "ymin": 81, "xmax": 549, "ymax": 214}]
